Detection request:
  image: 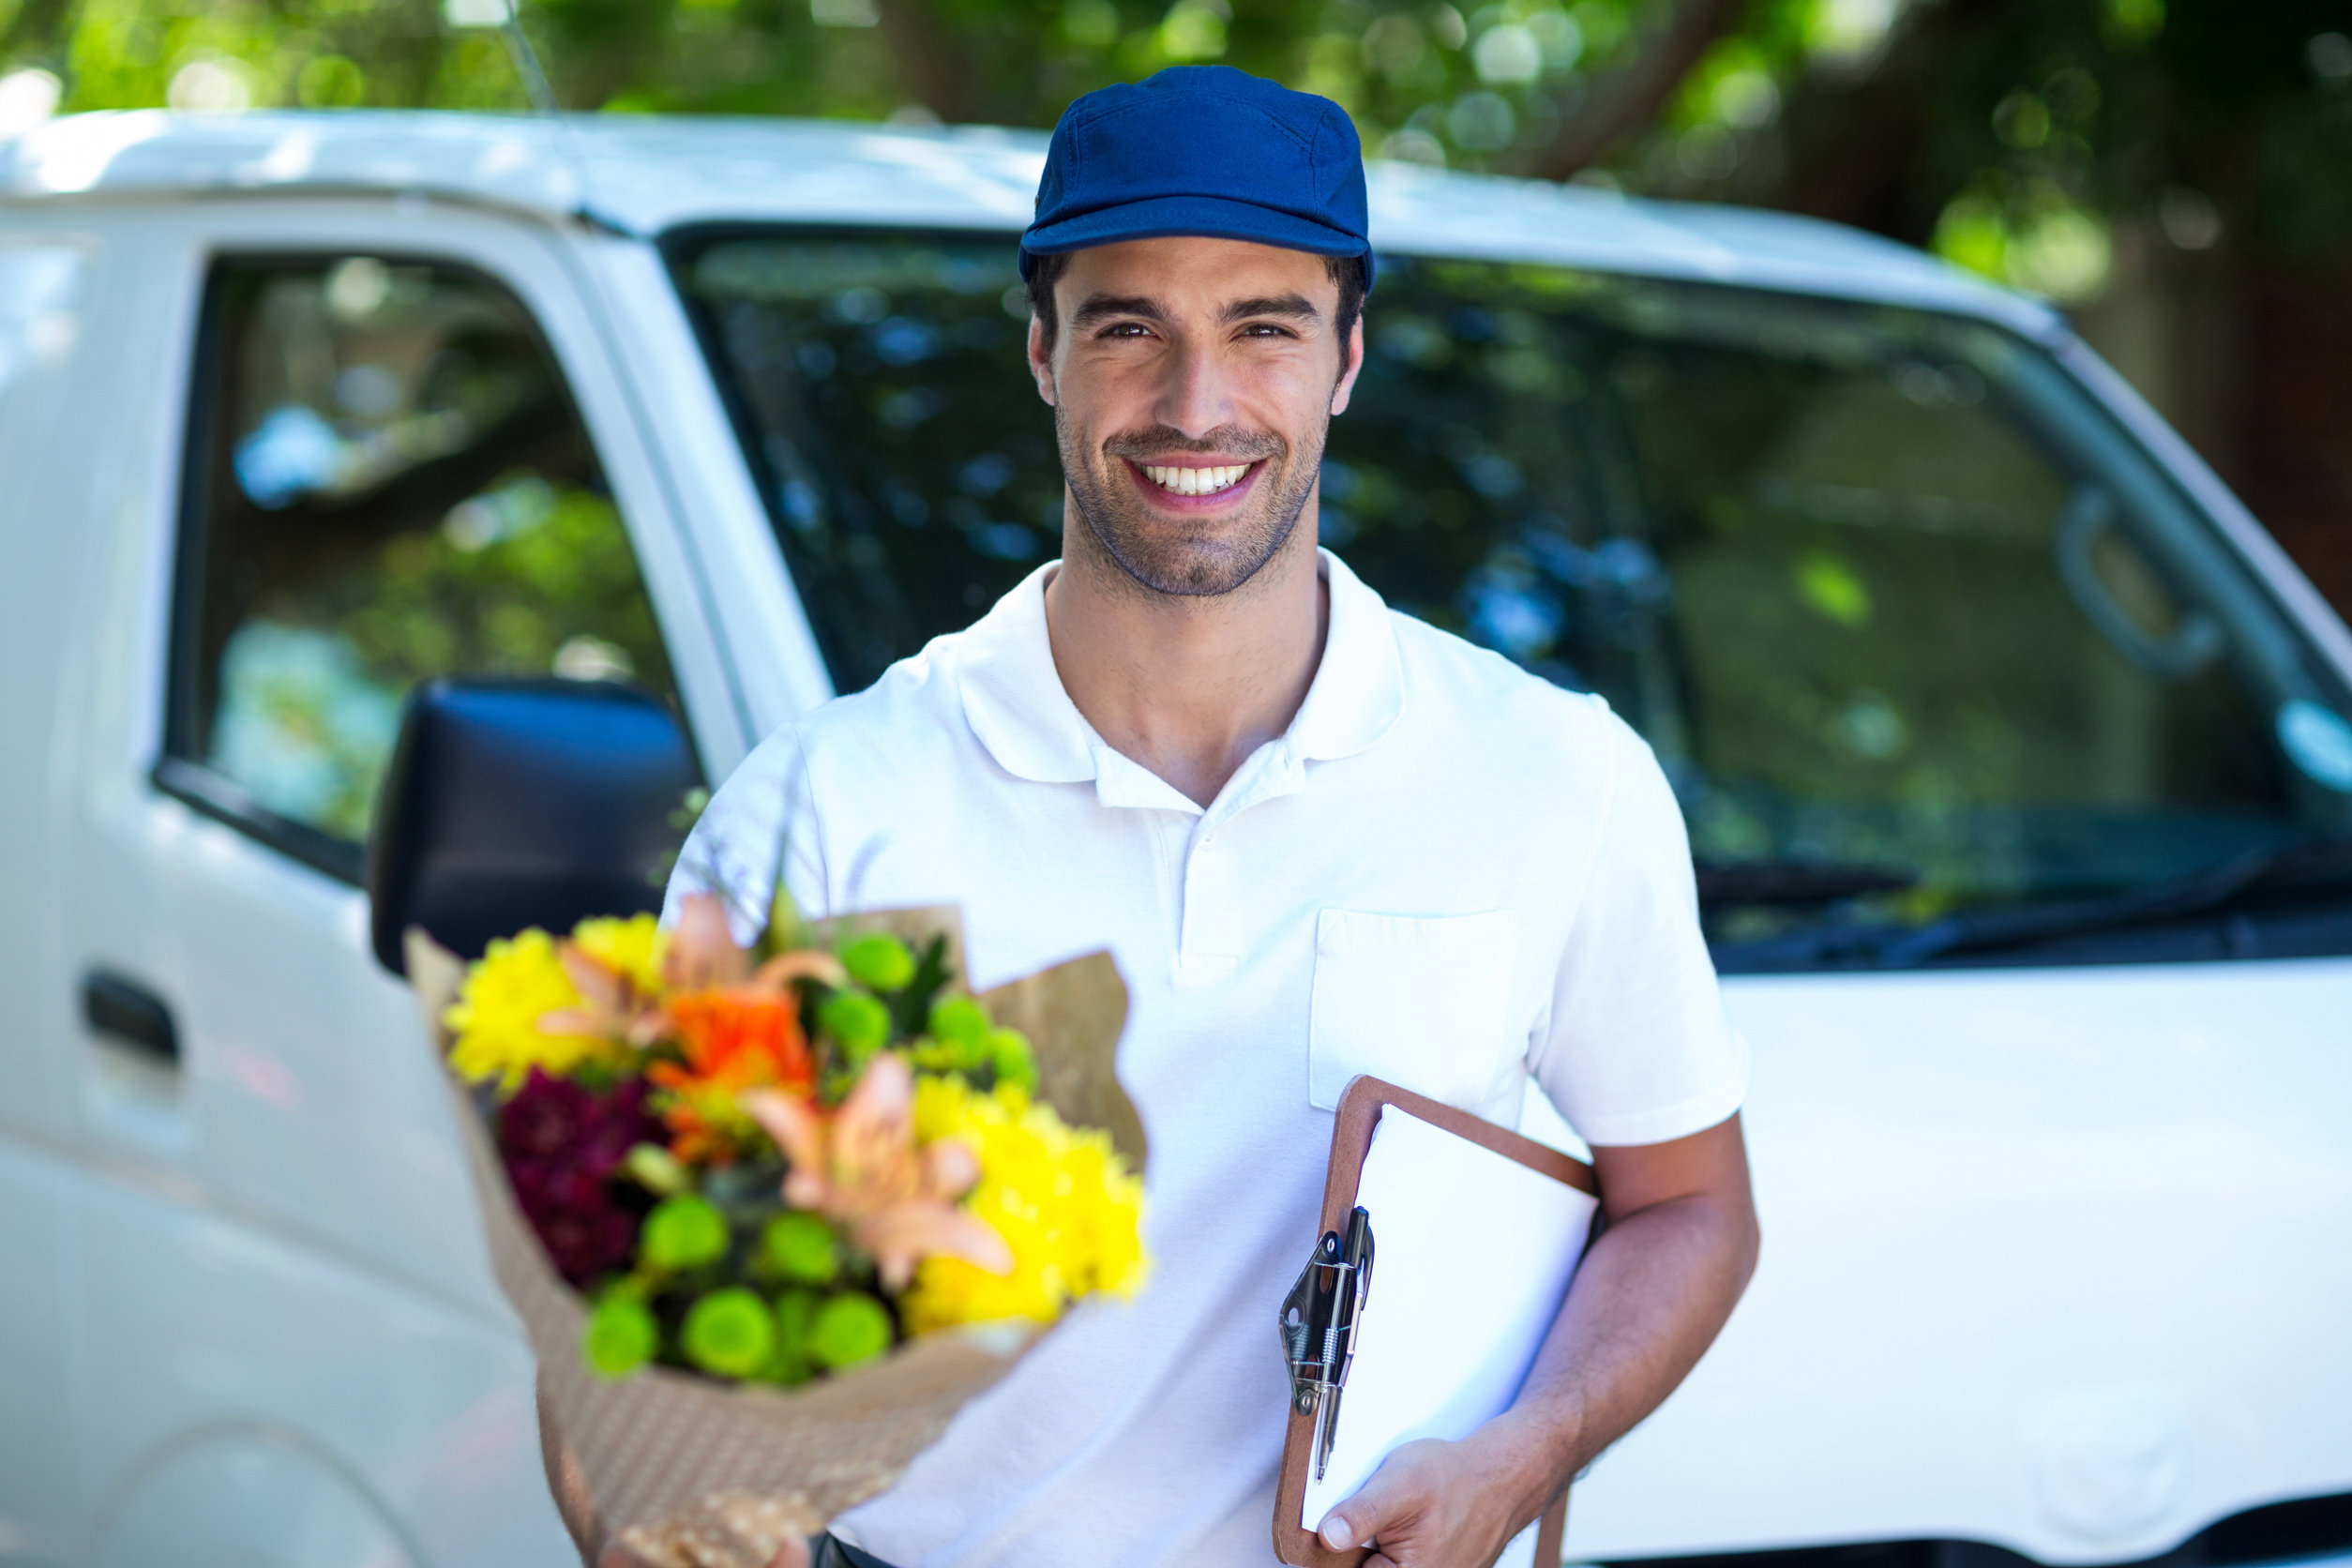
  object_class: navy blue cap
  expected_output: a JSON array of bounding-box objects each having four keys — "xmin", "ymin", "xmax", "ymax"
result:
[{"xmin": 1021, "ymin": 66, "xmax": 1372, "ymax": 290}]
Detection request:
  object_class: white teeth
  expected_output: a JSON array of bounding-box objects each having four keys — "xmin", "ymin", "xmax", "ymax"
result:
[{"xmin": 1141, "ymin": 462, "xmax": 1249, "ymax": 496}]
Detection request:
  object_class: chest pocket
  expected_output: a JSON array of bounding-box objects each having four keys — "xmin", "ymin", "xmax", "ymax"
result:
[{"xmin": 1307, "ymin": 909, "xmax": 1520, "ymax": 1116}]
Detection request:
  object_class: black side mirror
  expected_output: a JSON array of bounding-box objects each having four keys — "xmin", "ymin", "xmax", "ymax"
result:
[{"xmin": 367, "ymin": 677, "xmax": 702, "ymax": 975}]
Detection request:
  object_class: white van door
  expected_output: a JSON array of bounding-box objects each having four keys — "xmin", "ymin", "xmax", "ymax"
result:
[
  {"xmin": 0, "ymin": 226, "xmax": 102, "ymax": 1568},
  {"xmin": 46, "ymin": 199, "xmax": 746, "ymax": 1565}
]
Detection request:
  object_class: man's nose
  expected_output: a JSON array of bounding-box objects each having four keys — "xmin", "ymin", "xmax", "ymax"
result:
[{"xmin": 1153, "ymin": 336, "xmax": 1235, "ymax": 440}]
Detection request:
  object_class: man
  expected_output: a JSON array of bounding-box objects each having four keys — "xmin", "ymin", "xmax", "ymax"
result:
[{"xmin": 664, "ymin": 66, "xmax": 1757, "ymax": 1568}]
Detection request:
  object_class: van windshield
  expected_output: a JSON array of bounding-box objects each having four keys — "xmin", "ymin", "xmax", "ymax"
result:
[{"xmin": 670, "ymin": 231, "xmax": 2352, "ymax": 969}]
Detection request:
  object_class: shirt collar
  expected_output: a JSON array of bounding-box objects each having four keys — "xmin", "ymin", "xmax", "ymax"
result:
[
  {"xmin": 1290, "ymin": 548, "xmax": 1406, "ymax": 763},
  {"xmin": 955, "ymin": 549, "xmax": 1405, "ymax": 790}
]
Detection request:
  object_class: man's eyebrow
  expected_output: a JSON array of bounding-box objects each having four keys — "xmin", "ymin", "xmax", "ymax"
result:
[
  {"xmin": 1222, "ymin": 293, "xmax": 1319, "ymax": 324},
  {"xmin": 1071, "ymin": 294, "xmax": 1167, "ymax": 327}
]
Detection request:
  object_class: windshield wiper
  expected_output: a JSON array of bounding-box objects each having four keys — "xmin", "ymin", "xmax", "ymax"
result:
[
  {"xmin": 1696, "ymin": 860, "xmax": 1916, "ymax": 907},
  {"xmin": 1724, "ymin": 838, "xmax": 2352, "ymax": 971}
]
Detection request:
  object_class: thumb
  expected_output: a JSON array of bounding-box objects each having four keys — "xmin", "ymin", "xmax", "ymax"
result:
[{"xmin": 1316, "ymin": 1441, "xmax": 1432, "ymax": 1553}]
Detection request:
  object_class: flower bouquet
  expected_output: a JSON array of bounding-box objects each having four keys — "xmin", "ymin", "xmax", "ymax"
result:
[{"xmin": 405, "ymin": 893, "xmax": 1144, "ymax": 1568}]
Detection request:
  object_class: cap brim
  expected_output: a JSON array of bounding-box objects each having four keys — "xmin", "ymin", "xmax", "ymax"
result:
[{"xmin": 1021, "ymin": 192, "xmax": 1370, "ymax": 281}]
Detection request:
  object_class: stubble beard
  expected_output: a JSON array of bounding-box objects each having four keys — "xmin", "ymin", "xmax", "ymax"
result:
[{"xmin": 1056, "ymin": 407, "xmax": 1326, "ymax": 598}]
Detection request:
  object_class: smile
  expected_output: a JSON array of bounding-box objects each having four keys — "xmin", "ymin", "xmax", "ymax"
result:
[{"xmin": 1137, "ymin": 462, "xmax": 1254, "ymax": 497}]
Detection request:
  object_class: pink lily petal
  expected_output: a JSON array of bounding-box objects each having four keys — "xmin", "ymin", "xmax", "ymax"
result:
[
  {"xmin": 557, "ymin": 943, "xmax": 628, "ymax": 1010},
  {"xmin": 918, "ymin": 1138, "xmax": 981, "ymax": 1202},
  {"xmin": 858, "ymin": 1204, "xmax": 1014, "ymax": 1290},
  {"xmin": 742, "ymin": 1088, "xmax": 828, "ymax": 1176},
  {"xmin": 829, "ymin": 1053, "xmax": 916, "ymax": 1199},
  {"xmin": 753, "ymin": 950, "xmax": 850, "ymax": 992},
  {"xmin": 665, "ymin": 894, "xmax": 749, "ymax": 993},
  {"xmin": 535, "ymin": 1006, "xmax": 605, "ymax": 1037}
]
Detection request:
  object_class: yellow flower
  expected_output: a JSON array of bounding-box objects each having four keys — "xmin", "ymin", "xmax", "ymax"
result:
[
  {"xmin": 571, "ymin": 913, "xmax": 667, "ymax": 996},
  {"xmin": 899, "ymin": 1076, "xmax": 1149, "ymax": 1334},
  {"xmin": 445, "ymin": 928, "xmax": 627, "ymax": 1092}
]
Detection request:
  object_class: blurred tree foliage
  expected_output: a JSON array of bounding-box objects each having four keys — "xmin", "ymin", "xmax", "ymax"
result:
[
  {"xmin": 4, "ymin": 0, "xmax": 2351, "ymax": 605},
  {"xmin": 1, "ymin": 0, "xmax": 2348, "ymax": 294},
  {"xmin": 0, "ymin": 0, "xmax": 2343, "ymax": 243}
]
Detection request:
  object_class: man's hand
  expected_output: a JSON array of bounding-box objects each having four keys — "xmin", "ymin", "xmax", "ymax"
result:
[{"xmin": 1314, "ymin": 1429, "xmax": 1547, "ymax": 1568}]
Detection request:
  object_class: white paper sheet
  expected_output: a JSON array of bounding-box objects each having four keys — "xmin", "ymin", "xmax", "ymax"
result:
[{"xmin": 1299, "ymin": 1107, "xmax": 1598, "ymax": 1549}]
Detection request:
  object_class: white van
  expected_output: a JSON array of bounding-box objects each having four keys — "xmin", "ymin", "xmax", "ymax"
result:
[{"xmin": 2, "ymin": 111, "xmax": 2347, "ymax": 1568}]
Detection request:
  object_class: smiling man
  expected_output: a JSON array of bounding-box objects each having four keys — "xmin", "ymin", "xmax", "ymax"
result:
[{"xmin": 668, "ymin": 66, "xmax": 1758, "ymax": 1568}]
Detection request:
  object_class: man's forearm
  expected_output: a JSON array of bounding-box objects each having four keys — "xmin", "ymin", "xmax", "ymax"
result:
[{"xmin": 1480, "ymin": 1184, "xmax": 1759, "ymax": 1524}]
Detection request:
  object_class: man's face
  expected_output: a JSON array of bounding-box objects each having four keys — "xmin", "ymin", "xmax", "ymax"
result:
[{"xmin": 1029, "ymin": 236, "xmax": 1364, "ymax": 598}]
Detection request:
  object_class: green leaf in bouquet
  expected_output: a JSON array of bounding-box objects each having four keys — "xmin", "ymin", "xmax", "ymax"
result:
[
  {"xmin": 758, "ymin": 877, "xmax": 808, "ymax": 962},
  {"xmin": 584, "ymin": 1294, "xmax": 660, "ymax": 1378},
  {"xmin": 641, "ymin": 1194, "xmax": 731, "ymax": 1273},
  {"xmin": 808, "ymin": 1291, "xmax": 894, "ymax": 1371},
  {"xmin": 840, "ymin": 933, "xmax": 915, "ymax": 993},
  {"xmin": 760, "ymin": 1212, "xmax": 840, "ymax": 1287},
  {"xmin": 700, "ymin": 1156, "xmax": 790, "ymax": 1229},
  {"xmin": 892, "ymin": 931, "xmax": 954, "ymax": 1040},
  {"xmin": 622, "ymin": 1142, "xmax": 689, "ymax": 1197},
  {"xmin": 681, "ymin": 1287, "xmax": 777, "ymax": 1380}
]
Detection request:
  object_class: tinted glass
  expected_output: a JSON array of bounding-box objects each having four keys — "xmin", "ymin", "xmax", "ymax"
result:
[
  {"xmin": 170, "ymin": 255, "xmax": 675, "ymax": 871},
  {"xmin": 677, "ymin": 237, "xmax": 1058, "ymax": 685},
  {"xmin": 676, "ymin": 233, "xmax": 2352, "ymax": 965}
]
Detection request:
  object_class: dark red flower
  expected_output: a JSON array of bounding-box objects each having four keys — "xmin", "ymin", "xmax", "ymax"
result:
[
  {"xmin": 517, "ymin": 1185, "xmax": 640, "ymax": 1283},
  {"xmin": 496, "ymin": 1070, "xmax": 659, "ymax": 1286}
]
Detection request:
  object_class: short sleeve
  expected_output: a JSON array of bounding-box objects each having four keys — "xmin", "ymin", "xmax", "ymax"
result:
[
  {"xmin": 1529, "ymin": 712, "xmax": 1749, "ymax": 1147},
  {"xmin": 662, "ymin": 723, "xmax": 829, "ymax": 945}
]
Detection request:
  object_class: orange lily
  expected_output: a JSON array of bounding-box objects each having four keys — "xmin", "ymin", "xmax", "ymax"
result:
[{"xmin": 649, "ymin": 990, "xmax": 817, "ymax": 1164}]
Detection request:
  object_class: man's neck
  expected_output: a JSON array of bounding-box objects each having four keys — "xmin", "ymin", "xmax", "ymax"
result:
[{"xmin": 1043, "ymin": 515, "xmax": 1329, "ymax": 808}]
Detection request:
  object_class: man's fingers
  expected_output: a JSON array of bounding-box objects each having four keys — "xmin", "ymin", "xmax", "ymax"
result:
[
  {"xmin": 767, "ymin": 1539, "xmax": 812, "ymax": 1568},
  {"xmin": 1317, "ymin": 1438, "xmax": 1440, "ymax": 1552}
]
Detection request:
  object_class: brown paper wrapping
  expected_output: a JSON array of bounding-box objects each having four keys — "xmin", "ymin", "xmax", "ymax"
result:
[{"xmin": 407, "ymin": 910, "xmax": 1135, "ymax": 1568}]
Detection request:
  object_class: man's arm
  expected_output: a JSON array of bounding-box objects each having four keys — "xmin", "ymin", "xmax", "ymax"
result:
[{"xmin": 1317, "ymin": 1112, "xmax": 1759, "ymax": 1566}]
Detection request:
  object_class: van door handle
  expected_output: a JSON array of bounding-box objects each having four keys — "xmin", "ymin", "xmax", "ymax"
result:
[{"xmin": 82, "ymin": 971, "xmax": 181, "ymax": 1065}]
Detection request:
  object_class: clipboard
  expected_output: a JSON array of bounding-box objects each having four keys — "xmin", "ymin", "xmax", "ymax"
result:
[{"xmin": 1273, "ymin": 1076, "xmax": 1600, "ymax": 1568}]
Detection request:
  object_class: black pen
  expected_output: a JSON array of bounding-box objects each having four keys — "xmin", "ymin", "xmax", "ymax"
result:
[{"xmin": 1315, "ymin": 1205, "xmax": 1376, "ymax": 1479}]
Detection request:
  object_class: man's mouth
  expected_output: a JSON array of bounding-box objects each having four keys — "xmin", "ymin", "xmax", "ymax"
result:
[{"xmin": 1135, "ymin": 461, "xmax": 1255, "ymax": 498}]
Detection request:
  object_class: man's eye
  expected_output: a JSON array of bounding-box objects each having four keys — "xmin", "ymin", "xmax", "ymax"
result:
[
  {"xmin": 1104, "ymin": 323, "xmax": 1152, "ymax": 337},
  {"xmin": 1241, "ymin": 323, "xmax": 1296, "ymax": 338}
]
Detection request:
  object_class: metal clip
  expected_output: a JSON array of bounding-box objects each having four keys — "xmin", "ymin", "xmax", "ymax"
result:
[{"xmin": 1279, "ymin": 1205, "xmax": 1374, "ymax": 1479}]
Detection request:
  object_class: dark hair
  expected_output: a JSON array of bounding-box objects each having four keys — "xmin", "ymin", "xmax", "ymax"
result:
[{"xmin": 1026, "ymin": 249, "xmax": 1368, "ymax": 357}]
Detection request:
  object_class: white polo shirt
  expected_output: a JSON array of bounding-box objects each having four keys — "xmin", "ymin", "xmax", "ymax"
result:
[{"xmin": 666, "ymin": 550, "xmax": 1747, "ymax": 1568}]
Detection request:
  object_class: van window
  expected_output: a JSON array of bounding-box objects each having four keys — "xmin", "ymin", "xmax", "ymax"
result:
[
  {"xmin": 673, "ymin": 233, "xmax": 2352, "ymax": 969},
  {"xmin": 163, "ymin": 255, "xmax": 676, "ymax": 880}
]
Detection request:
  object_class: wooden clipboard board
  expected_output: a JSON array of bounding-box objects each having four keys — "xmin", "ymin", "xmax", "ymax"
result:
[{"xmin": 1273, "ymin": 1076, "xmax": 1599, "ymax": 1568}]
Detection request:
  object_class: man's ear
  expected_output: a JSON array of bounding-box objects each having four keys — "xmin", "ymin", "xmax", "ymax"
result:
[
  {"xmin": 1027, "ymin": 315, "xmax": 1057, "ymax": 407},
  {"xmin": 1329, "ymin": 317, "xmax": 1366, "ymax": 416}
]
